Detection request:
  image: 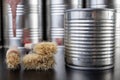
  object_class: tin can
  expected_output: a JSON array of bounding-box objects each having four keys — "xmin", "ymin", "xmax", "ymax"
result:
[
  {"xmin": 47, "ymin": 0, "xmax": 84, "ymax": 46},
  {"xmin": 3, "ymin": 0, "xmax": 24, "ymax": 49},
  {"xmin": 24, "ymin": 0, "xmax": 43, "ymax": 44},
  {"xmin": 3, "ymin": 0, "xmax": 42, "ymax": 50},
  {"xmin": 65, "ymin": 8, "xmax": 115, "ymax": 70}
]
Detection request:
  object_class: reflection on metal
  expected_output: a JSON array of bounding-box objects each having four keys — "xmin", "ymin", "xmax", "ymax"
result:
[
  {"xmin": 66, "ymin": 68, "xmax": 113, "ymax": 80},
  {"xmin": 3, "ymin": 0, "xmax": 42, "ymax": 49},
  {"xmin": 65, "ymin": 9, "xmax": 115, "ymax": 70},
  {"xmin": 47, "ymin": 0, "xmax": 84, "ymax": 46}
]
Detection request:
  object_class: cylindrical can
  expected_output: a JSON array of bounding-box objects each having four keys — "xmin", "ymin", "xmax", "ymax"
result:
[
  {"xmin": 3, "ymin": 0, "xmax": 42, "ymax": 50},
  {"xmin": 24, "ymin": 0, "xmax": 43, "ymax": 44},
  {"xmin": 47, "ymin": 0, "xmax": 84, "ymax": 46},
  {"xmin": 3, "ymin": 0, "xmax": 24, "ymax": 49},
  {"xmin": 65, "ymin": 8, "xmax": 115, "ymax": 70}
]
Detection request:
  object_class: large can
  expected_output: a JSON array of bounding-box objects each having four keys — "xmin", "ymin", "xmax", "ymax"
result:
[
  {"xmin": 65, "ymin": 8, "xmax": 115, "ymax": 70},
  {"xmin": 3, "ymin": 0, "xmax": 42, "ymax": 50},
  {"xmin": 47, "ymin": 0, "xmax": 84, "ymax": 46}
]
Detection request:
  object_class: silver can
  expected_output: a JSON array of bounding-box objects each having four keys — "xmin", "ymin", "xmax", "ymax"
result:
[
  {"xmin": 47, "ymin": 0, "xmax": 84, "ymax": 46},
  {"xmin": 3, "ymin": 0, "xmax": 42, "ymax": 50},
  {"xmin": 3, "ymin": 1, "xmax": 24, "ymax": 49},
  {"xmin": 24, "ymin": 0, "xmax": 43, "ymax": 44},
  {"xmin": 47, "ymin": 0, "xmax": 65, "ymax": 46},
  {"xmin": 65, "ymin": 8, "xmax": 115, "ymax": 70}
]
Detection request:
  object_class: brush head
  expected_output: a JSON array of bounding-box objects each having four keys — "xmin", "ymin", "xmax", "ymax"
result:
[
  {"xmin": 33, "ymin": 42, "xmax": 57, "ymax": 57},
  {"xmin": 22, "ymin": 53, "xmax": 55, "ymax": 70},
  {"xmin": 6, "ymin": 48, "xmax": 20, "ymax": 70}
]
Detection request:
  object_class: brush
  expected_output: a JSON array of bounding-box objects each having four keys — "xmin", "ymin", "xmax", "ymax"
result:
[{"xmin": 6, "ymin": 47, "xmax": 20, "ymax": 70}]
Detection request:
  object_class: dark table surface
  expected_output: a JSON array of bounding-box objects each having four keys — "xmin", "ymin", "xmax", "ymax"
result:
[{"xmin": 0, "ymin": 47, "xmax": 120, "ymax": 80}]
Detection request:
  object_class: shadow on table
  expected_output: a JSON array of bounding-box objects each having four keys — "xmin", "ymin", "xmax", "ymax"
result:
[{"xmin": 66, "ymin": 67, "xmax": 114, "ymax": 80}]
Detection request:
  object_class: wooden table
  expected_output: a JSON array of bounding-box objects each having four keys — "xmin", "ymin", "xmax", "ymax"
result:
[{"xmin": 0, "ymin": 47, "xmax": 120, "ymax": 80}]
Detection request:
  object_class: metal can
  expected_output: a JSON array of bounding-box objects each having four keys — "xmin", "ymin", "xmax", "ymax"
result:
[
  {"xmin": 65, "ymin": 8, "xmax": 115, "ymax": 70},
  {"xmin": 3, "ymin": 0, "xmax": 42, "ymax": 50},
  {"xmin": 47, "ymin": 0, "xmax": 84, "ymax": 46},
  {"xmin": 24, "ymin": 0, "xmax": 43, "ymax": 44},
  {"xmin": 3, "ymin": 1, "xmax": 24, "ymax": 49}
]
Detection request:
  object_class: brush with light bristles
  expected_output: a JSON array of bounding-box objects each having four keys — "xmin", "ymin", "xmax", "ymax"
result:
[
  {"xmin": 6, "ymin": 47, "xmax": 20, "ymax": 70},
  {"xmin": 22, "ymin": 53, "xmax": 55, "ymax": 70},
  {"xmin": 33, "ymin": 42, "xmax": 57, "ymax": 57}
]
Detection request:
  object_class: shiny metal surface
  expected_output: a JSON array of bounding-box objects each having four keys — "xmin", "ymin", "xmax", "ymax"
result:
[
  {"xmin": 115, "ymin": 11, "xmax": 120, "ymax": 48},
  {"xmin": 24, "ymin": 0, "xmax": 42, "ymax": 44},
  {"xmin": 3, "ymin": 0, "xmax": 42, "ymax": 49},
  {"xmin": 65, "ymin": 44, "xmax": 114, "ymax": 48},
  {"xmin": 65, "ymin": 50, "xmax": 114, "ymax": 55},
  {"xmin": 47, "ymin": 0, "xmax": 65, "ymax": 46},
  {"xmin": 66, "ymin": 9, "xmax": 115, "ymax": 20},
  {"xmin": 86, "ymin": 0, "xmax": 109, "ymax": 8},
  {"xmin": 66, "ymin": 57, "xmax": 114, "ymax": 66},
  {"xmin": 65, "ymin": 9, "xmax": 115, "ymax": 70},
  {"xmin": 65, "ymin": 53, "xmax": 114, "ymax": 58},
  {"xmin": 3, "ymin": 4, "xmax": 24, "ymax": 49},
  {"xmin": 65, "ymin": 0, "xmax": 84, "ymax": 9},
  {"xmin": 85, "ymin": 0, "xmax": 120, "ymax": 49},
  {"xmin": 47, "ymin": 0, "xmax": 84, "ymax": 46},
  {"xmin": 64, "ymin": 37, "xmax": 115, "ymax": 41},
  {"xmin": 65, "ymin": 47, "xmax": 114, "ymax": 52}
]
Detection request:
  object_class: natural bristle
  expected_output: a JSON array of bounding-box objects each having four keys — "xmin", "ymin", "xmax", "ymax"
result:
[
  {"xmin": 33, "ymin": 42, "xmax": 57, "ymax": 57},
  {"xmin": 6, "ymin": 49, "xmax": 20, "ymax": 69},
  {"xmin": 22, "ymin": 53, "xmax": 55, "ymax": 70}
]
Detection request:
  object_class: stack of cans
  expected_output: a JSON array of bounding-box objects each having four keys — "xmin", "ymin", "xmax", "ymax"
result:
[
  {"xmin": 47, "ymin": 0, "xmax": 84, "ymax": 46},
  {"xmin": 65, "ymin": 9, "xmax": 115, "ymax": 70},
  {"xmin": 24, "ymin": 0, "xmax": 42, "ymax": 44},
  {"xmin": 3, "ymin": 1, "xmax": 24, "ymax": 49}
]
